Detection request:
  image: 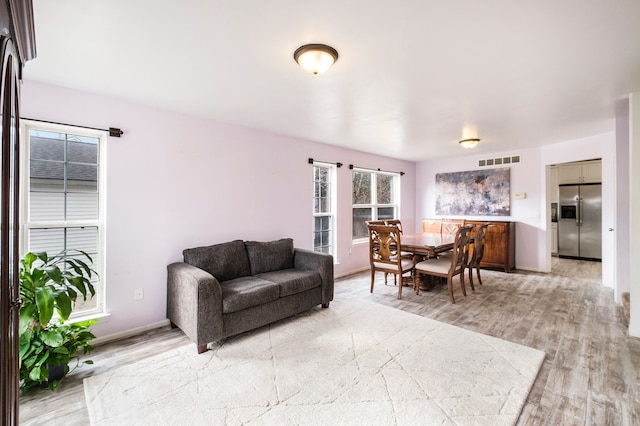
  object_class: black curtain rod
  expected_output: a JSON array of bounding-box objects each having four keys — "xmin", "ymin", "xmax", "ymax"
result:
[
  {"xmin": 308, "ymin": 158, "xmax": 343, "ymax": 167},
  {"xmin": 22, "ymin": 117, "xmax": 124, "ymax": 137},
  {"xmin": 349, "ymin": 164, "xmax": 404, "ymax": 176}
]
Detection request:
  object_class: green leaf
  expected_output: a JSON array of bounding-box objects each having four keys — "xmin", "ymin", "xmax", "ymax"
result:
[
  {"xmin": 53, "ymin": 291, "xmax": 73, "ymax": 322},
  {"xmin": 76, "ymin": 331, "xmax": 97, "ymax": 341},
  {"xmin": 19, "ymin": 304, "xmax": 37, "ymax": 335},
  {"xmin": 35, "ymin": 286, "xmax": 55, "ymax": 326},
  {"xmin": 51, "ymin": 346, "xmax": 70, "ymax": 355},
  {"xmin": 19, "ymin": 337, "xmax": 35, "ymax": 360},
  {"xmin": 63, "ymin": 259, "xmax": 83, "ymax": 276},
  {"xmin": 22, "ymin": 252, "xmax": 37, "ymax": 270},
  {"xmin": 42, "ymin": 329, "xmax": 64, "ymax": 347},
  {"xmin": 69, "ymin": 277, "xmax": 88, "ymax": 299},
  {"xmin": 28, "ymin": 365, "xmax": 42, "ymax": 382},
  {"xmin": 44, "ymin": 265, "xmax": 63, "ymax": 284}
]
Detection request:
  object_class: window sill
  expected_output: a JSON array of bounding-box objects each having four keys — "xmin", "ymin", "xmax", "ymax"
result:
[{"xmin": 65, "ymin": 311, "xmax": 111, "ymax": 325}]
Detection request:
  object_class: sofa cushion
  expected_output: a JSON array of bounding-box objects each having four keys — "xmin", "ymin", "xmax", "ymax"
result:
[
  {"xmin": 256, "ymin": 269, "xmax": 322, "ymax": 297},
  {"xmin": 245, "ymin": 238, "xmax": 294, "ymax": 275},
  {"xmin": 220, "ymin": 276, "xmax": 280, "ymax": 314},
  {"xmin": 183, "ymin": 240, "xmax": 251, "ymax": 282}
]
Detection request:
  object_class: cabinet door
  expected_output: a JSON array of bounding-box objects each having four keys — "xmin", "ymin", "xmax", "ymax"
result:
[
  {"xmin": 558, "ymin": 164, "xmax": 583, "ymax": 184},
  {"xmin": 582, "ymin": 161, "xmax": 601, "ymax": 183},
  {"xmin": 482, "ymin": 223, "xmax": 507, "ymax": 266}
]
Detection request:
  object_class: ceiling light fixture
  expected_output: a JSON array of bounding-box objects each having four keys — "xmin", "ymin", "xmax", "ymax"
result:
[
  {"xmin": 459, "ymin": 138, "xmax": 480, "ymax": 149},
  {"xmin": 293, "ymin": 44, "xmax": 338, "ymax": 75}
]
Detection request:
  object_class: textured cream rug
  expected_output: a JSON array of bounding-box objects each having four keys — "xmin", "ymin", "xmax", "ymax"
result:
[{"xmin": 84, "ymin": 297, "xmax": 545, "ymax": 425}]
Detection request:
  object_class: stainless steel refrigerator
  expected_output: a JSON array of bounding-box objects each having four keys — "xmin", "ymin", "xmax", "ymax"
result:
[{"xmin": 558, "ymin": 183, "xmax": 602, "ymax": 260}]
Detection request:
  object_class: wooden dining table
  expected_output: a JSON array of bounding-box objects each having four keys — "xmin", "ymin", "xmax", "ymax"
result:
[{"xmin": 401, "ymin": 232, "xmax": 457, "ymax": 258}]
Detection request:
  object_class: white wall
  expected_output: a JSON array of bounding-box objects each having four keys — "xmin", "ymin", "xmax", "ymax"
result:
[
  {"xmin": 615, "ymin": 99, "xmax": 630, "ymax": 303},
  {"xmin": 416, "ymin": 130, "xmax": 616, "ymax": 279},
  {"xmin": 629, "ymin": 92, "xmax": 640, "ymax": 337},
  {"xmin": 539, "ymin": 132, "xmax": 616, "ymax": 286},
  {"xmin": 21, "ymin": 80, "xmax": 416, "ymax": 338}
]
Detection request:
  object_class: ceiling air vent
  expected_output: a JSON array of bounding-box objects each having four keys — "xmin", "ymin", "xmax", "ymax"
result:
[{"xmin": 478, "ymin": 155, "xmax": 521, "ymax": 167}]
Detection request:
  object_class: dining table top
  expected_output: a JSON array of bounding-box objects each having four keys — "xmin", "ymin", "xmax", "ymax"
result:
[{"xmin": 401, "ymin": 232, "xmax": 456, "ymax": 256}]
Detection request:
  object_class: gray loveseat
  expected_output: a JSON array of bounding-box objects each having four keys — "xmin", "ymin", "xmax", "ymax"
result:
[{"xmin": 167, "ymin": 238, "xmax": 334, "ymax": 353}]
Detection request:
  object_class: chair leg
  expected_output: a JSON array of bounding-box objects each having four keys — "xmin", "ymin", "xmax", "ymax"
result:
[
  {"xmin": 459, "ymin": 271, "xmax": 467, "ymax": 297},
  {"xmin": 476, "ymin": 266, "xmax": 483, "ymax": 286},
  {"xmin": 397, "ymin": 273, "xmax": 403, "ymax": 299},
  {"xmin": 370, "ymin": 269, "xmax": 375, "ymax": 293},
  {"xmin": 413, "ymin": 271, "xmax": 421, "ymax": 295},
  {"xmin": 447, "ymin": 277, "xmax": 455, "ymax": 304},
  {"xmin": 467, "ymin": 265, "xmax": 475, "ymax": 291},
  {"xmin": 384, "ymin": 272, "xmax": 388, "ymax": 285}
]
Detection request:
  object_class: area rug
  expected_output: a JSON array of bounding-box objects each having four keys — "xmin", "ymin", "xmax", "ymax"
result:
[{"xmin": 84, "ymin": 297, "xmax": 545, "ymax": 425}]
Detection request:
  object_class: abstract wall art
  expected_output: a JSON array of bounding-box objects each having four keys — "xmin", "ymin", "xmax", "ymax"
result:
[{"xmin": 435, "ymin": 167, "xmax": 510, "ymax": 216}]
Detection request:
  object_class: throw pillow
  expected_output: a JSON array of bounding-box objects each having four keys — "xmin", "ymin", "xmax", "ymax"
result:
[
  {"xmin": 183, "ymin": 239, "xmax": 251, "ymax": 282},
  {"xmin": 245, "ymin": 238, "xmax": 294, "ymax": 275}
]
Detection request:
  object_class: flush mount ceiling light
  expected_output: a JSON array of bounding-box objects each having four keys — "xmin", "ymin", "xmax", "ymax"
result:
[
  {"xmin": 459, "ymin": 138, "xmax": 480, "ymax": 149},
  {"xmin": 293, "ymin": 44, "xmax": 339, "ymax": 75}
]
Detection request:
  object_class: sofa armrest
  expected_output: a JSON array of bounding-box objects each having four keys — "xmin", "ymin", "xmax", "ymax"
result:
[
  {"xmin": 293, "ymin": 248, "xmax": 334, "ymax": 305},
  {"xmin": 167, "ymin": 262, "xmax": 223, "ymax": 348}
]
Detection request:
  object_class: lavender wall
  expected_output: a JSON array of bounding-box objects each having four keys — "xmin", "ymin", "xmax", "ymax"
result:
[
  {"xmin": 416, "ymin": 130, "xmax": 615, "ymax": 282},
  {"xmin": 416, "ymin": 147, "xmax": 545, "ymax": 271},
  {"xmin": 21, "ymin": 80, "xmax": 416, "ymax": 338}
]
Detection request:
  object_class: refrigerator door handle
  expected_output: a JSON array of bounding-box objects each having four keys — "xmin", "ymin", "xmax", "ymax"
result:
[{"xmin": 578, "ymin": 197, "xmax": 583, "ymax": 226}]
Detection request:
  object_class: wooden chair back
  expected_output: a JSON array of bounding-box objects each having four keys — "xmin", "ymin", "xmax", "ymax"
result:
[
  {"xmin": 441, "ymin": 218, "xmax": 464, "ymax": 234},
  {"xmin": 451, "ymin": 225, "xmax": 473, "ymax": 272},
  {"xmin": 368, "ymin": 224, "xmax": 403, "ymax": 267},
  {"xmin": 472, "ymin": 223, "xmax": 489, "ymax": 263},
  {"xmin": 384, "ymin": 219, "xmax": 403, "ymax": 234},
  {"xmin": 365, "ymin": 220, "xmax": 386, "ymax": 227},
  {"xmin": 422, "ymin": 219, "xmax": 442, "ymax": 233}
]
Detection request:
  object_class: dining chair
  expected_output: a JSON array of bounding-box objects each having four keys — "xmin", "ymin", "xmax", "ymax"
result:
[
  {"xmin": 413, "ymin": 225, "xmax": 473, "ymax": 303},
  {"xmin": 422, "ymin": 219, "xmax": 442, "ymax": 233},
  {"xmin": 367, "ymin": 220, "xmax": 397, "ymax": 285},
  {"xmin": 367, "ymin": 223, "xmax": 415, "ymax": 299},
  {"xmin": 384, "ymin": 219, "xmax": 415, "ymax": 284},
  {"xmin": 468, "ymin": 222, "xmax": 490, "ymax": 288},
  {"xmin": 441, "ymin": 218, "xmax": 464, "ymax": 234}
]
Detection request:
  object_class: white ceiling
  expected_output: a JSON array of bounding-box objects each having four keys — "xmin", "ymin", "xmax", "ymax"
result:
[{"xmin": 24, "ymin": 0, "xmax": 640, "ymax": 161}]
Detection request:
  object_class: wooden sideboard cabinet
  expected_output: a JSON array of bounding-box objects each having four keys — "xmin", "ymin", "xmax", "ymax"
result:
[{"xmin": 464, "ymin": 220, "xmax": 516, "ymax": 273}]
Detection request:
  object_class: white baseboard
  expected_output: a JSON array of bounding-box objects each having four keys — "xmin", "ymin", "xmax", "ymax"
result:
[
  {"xmin": 93, "ymin": 319, "xmax": 171, "ymax": 346},
  {"xmin": 335, "ymin": 266, "xmax": 370, "ymax": 279},
  {"xmin": 513, "ymin": 266, "xmax": 543, "ymax": 273}
]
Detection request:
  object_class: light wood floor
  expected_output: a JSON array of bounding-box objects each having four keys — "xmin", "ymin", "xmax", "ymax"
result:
[{"xmin": 19, "ymin": 258, "xmax": 640, "ymax": 425}]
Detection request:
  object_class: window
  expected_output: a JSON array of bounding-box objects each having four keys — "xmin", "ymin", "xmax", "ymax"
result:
[
  {"xmin": 313, "ymin": 163, "xmax": 336, "ymax": 256},
  {"xmin": 22, "ymin": 121, "xmax": 106, "ymax": 318},
  {"xmin": 352, "ymin": 169, "xmax": 399, "ymax": 240}
]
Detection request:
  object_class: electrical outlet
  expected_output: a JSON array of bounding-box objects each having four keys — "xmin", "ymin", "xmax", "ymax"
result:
[{"xmin": 134, "ymin": 288, "xmax": 144, "ymax": 300}]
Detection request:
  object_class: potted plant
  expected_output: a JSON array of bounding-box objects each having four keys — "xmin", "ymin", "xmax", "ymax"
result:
[{"xmin": 18, "ymin": 250, "xmax": 99, "ymax": 392}]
